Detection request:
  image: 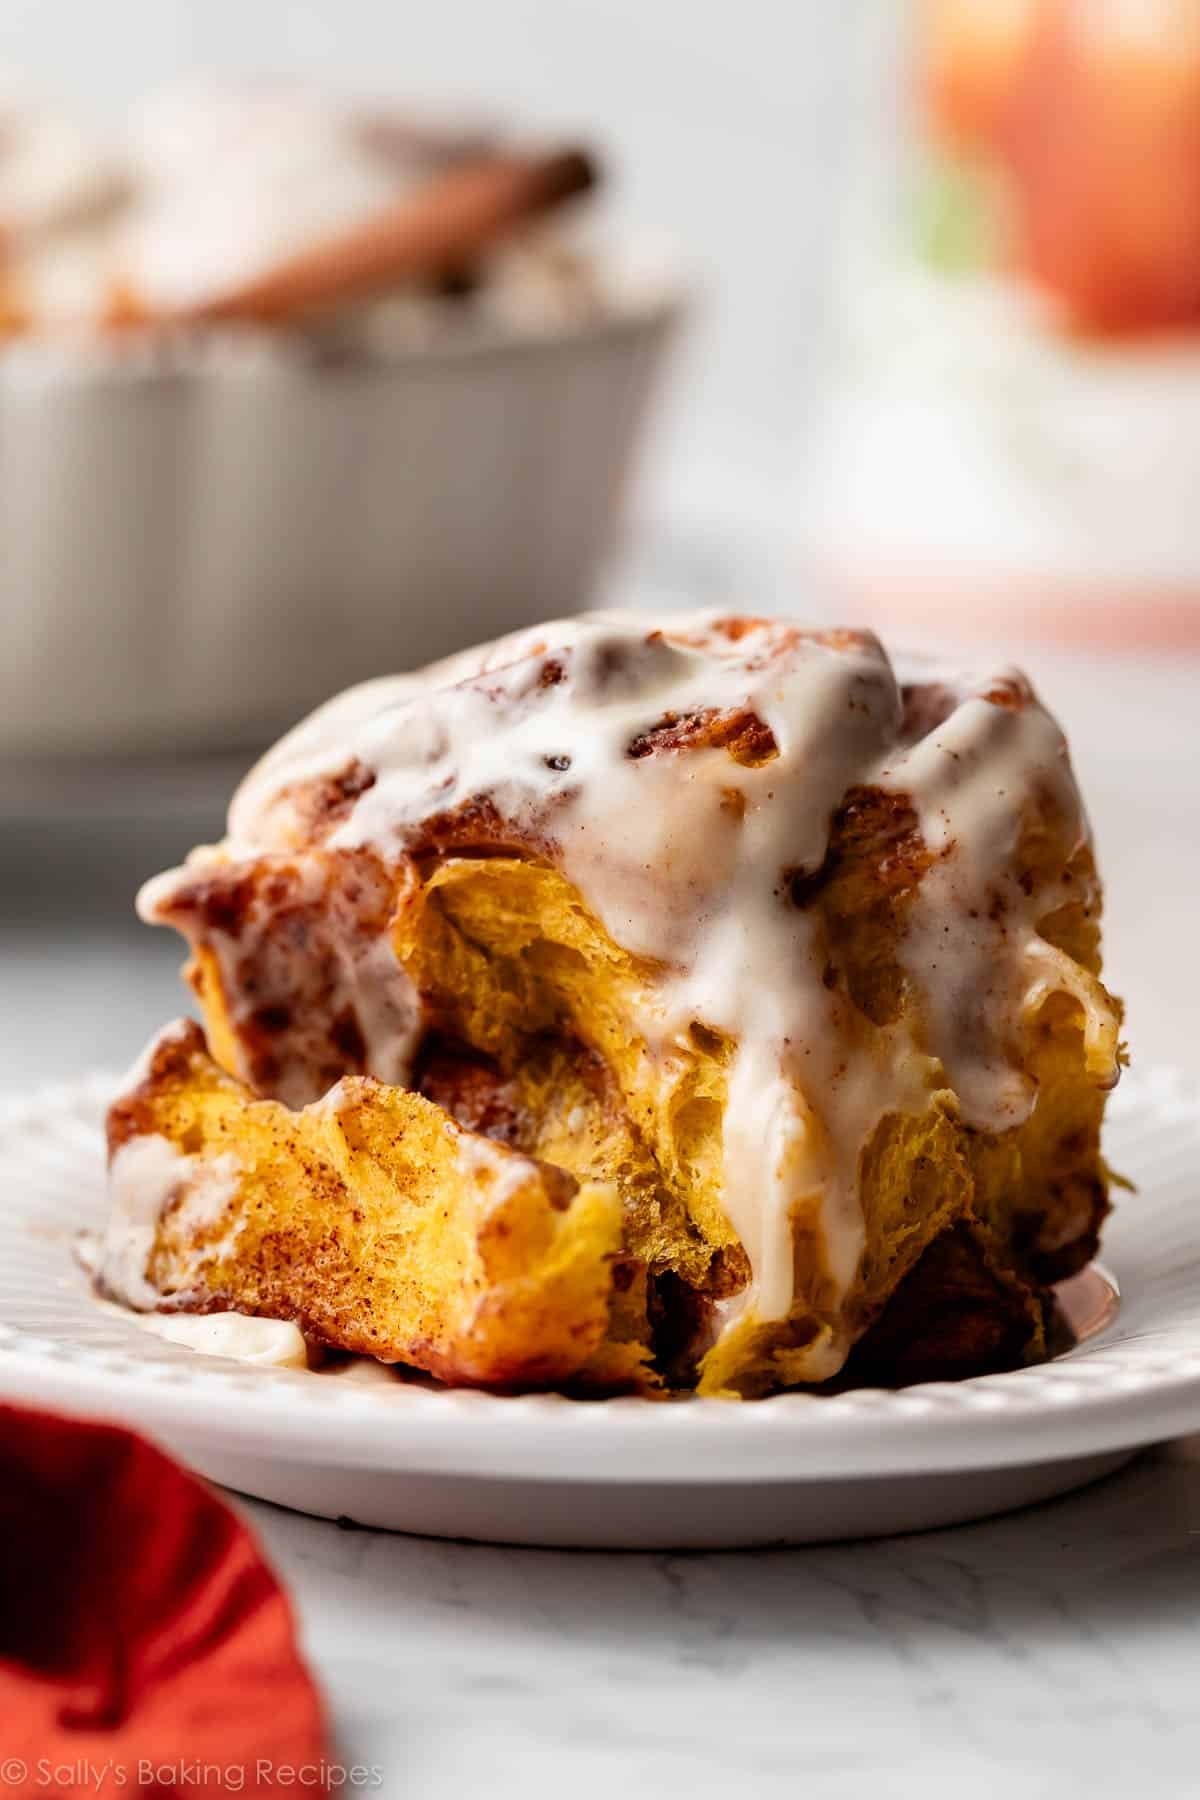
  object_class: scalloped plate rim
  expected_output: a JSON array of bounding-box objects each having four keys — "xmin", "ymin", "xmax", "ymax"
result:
[{"xmin": 0, "ymin": 1064, "xmax": 1197, "ymax": 1488}]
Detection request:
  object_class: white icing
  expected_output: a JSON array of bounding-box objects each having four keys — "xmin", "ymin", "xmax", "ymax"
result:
[
  {"xmin": 328, "ymin": 1355, "xmax": 406, "ymax": 1386},
  {"xmin": 118, "ymin": 85, "xmax": 421, "ymax": 313},
  {"xmin": 135, "ymin": 1310, "xmax": 307, "ymax": 1367},
  {"xmin": 344, "ymin": 931, "xmax": 424, "ymax": 1091},
  {"xmin": 0, "ymin": 88, "xmax": 125, "ymax": 240},
  {"xmin": 0, "ymin": 88, "xmax": 407, "ymax": 324},
  {"xmin": 142, "ymin": 610, "xmax": 1121, "ymax": 1371},
  {"xmin": 100, "ymin": 1136, "xmax": 186, "ymax": 1310},
  {"xmin": 0, "ymin": 80, "xmax": 610, "ymax": 335},
  {"xmin": 100, "ymin": 1131, "xmax": 240, "ymax": 1311}
]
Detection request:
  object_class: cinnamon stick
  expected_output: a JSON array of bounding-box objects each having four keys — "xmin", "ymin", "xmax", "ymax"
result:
[{"xmin": 176, "ymin": 145, "xmax": 597, "ymax": 328}]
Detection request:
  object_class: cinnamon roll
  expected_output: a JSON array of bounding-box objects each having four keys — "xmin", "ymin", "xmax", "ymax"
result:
[{"xmin": 98, "ymin": 612, "xmax": 1123, "ymax": 1395}]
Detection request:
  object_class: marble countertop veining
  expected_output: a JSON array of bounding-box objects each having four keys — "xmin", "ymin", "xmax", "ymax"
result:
[{"xmin": 241, "ymin": 1439, "xmax": 1200, "ymax": 1799}]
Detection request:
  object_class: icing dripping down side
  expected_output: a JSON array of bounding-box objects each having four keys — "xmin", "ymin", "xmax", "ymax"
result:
[{"xmin": 98, "ymin": 1134, "xmax": 241, "ymax": 1311}]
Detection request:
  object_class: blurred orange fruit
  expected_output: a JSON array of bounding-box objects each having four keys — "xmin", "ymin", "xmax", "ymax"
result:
[
  {"xmin": 1001, "ymin": 0, "xmax": 1200, "ymax": 331},
  {"xmin": 919, "ymin": 0, "xmax": 1039, "ymax": 152}
]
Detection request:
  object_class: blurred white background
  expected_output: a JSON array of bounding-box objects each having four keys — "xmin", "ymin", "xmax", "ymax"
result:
[{"xmin": 0, "ymin": 0, "xmax": 860, "ymax": 534}]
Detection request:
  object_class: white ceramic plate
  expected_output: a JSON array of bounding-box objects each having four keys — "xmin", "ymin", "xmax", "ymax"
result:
[{"xmin": 1, "ymin": 1066, "xmax": 1198, "ymax": 1548}]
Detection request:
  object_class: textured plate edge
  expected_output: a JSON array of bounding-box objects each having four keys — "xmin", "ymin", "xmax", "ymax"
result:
[{"xmin": 0, "ymin": 1064, "xmax": 1198, "ymax": 1485}]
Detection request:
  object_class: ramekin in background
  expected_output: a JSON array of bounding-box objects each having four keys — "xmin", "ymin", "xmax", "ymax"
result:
[{"xmin": 4, "ymin": 280, "xmax": 681, "ymax": 758}]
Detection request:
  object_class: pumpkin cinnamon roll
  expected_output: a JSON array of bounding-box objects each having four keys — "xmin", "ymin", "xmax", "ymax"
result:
[{"xmin": 97, "ymin": 612, "xmax": 1123, "ymax": 1395}]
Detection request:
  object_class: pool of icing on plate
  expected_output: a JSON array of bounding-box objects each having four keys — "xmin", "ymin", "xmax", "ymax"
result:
[{"xmin": 115, "ymin": 1262, "xmax": 1121, "ymax": 1387}]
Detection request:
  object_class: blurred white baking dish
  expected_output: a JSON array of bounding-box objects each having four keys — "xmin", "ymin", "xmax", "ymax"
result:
[{"xmin": 3, "ymin": 281, "xmax": 681, "ymax": 758}]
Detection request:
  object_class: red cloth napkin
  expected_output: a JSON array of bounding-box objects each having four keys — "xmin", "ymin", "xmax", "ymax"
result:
[{"xmin": 0, "ymin": 1405, "xmax": 328, "ymax": 1796}]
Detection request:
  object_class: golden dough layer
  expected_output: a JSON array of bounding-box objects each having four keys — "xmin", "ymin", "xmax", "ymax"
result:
[
  {"xmin": 136, "ymin": 829, "xmax": 1114, "ymax": 1394},
  {"xmin": 105, "ymin": 1020, "xmax": 627, "ymax": 1390}
]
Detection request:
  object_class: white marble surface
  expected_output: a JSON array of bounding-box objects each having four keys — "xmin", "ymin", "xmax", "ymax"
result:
[{"xmin": 238, "ymin": 1438, "xmax": 1200, "ymax": 1799}]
